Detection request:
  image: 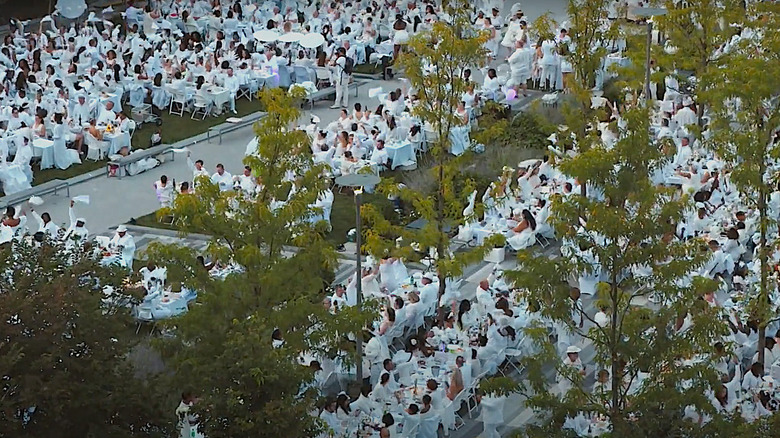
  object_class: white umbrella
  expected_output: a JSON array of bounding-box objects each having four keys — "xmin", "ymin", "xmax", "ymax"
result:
[
  {"xmin": 278, "ymin": 32, "xmax": 304, "ymax": 43},
  {"xmin": 299, "ymin": 33, "xmax": 325, "ymax": 49},
  {"xmin": 253, "ymin": 30, "xmax": 280, "ymax": 42},
  {"xmin": 56, "ymin": 0, "xmax": 87, "ymax": 19}
]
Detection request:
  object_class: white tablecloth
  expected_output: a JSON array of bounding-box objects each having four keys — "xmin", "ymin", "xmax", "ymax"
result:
[
  {"xmin": 204, "ymin": 86, "xmax": 231, "ymax": 109},
  {"xmin": 104, "ymin": 130, "xmax": 132, "ymax": 155},
  {"xmin": 385, "ymin": 141, "xmax": 415, "ymax": 169},
  {"xmin": 32, "ymin": 138, "xmax": 55, "ymax": 169},
  {"xmin": 604, "ymin": 55, "xmax": 629, "ymax": 78},
  {"xmin": 0, "ymin": 163, "xmax": 31, "ymax": 194}
]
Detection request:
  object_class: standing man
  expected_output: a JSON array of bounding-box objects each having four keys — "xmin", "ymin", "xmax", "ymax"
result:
[
  {"xmin": 330, "ymin": 47, "xmax": 352, "ymax": 109},
  {"xmin": 187, "ymin": 151, "xmax": 209, "ymax": 186},
  {"xmin": 222, "ymin": 68, "xmax": 240, "ymax": 115},
  {"xmin": 210, "ymin": 163, "xmax": 233, "ymax": 191}
]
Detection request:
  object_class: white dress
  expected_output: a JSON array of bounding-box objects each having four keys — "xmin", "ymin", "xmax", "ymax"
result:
[
  {"xmin": 507, "ymin": 227, "xmax": 536, "ymax": 251},
  {"xmin": 52, "ymin": 123, "xmax": 81, "ymax": 170}
]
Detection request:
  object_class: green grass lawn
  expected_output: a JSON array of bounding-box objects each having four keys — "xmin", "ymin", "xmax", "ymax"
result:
[
  {"xmin": 131, "ymin": 190, "xmax": 400, "ymax": 247},
  {"xmin": 28, "ymin": 98, "xmax": 266, "ymax": 188}
]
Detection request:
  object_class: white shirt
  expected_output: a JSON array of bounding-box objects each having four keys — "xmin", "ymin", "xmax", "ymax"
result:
[
  {"xmin": 223, "ymin": 74, "xmax": 240, "ymax": 94},
  {"xmin": 211, "ymin": 171, "xmax": 233, "ymax": 191},
  {"xmin": 72, "ymin": 101, "xmax": 92, "ymax": 125},
  {"xmin": 31, "ymin": 211, "xmax": 60, "ymax": 239},
  {"xmin": 96, "ymin": 106, "xmax": 116, "ymax": 126},
  {"xmin": 63, "ymin": 207, "xmax": 88, "ymax": 246},
  {"xmin": 109, "ymin": 232, "xmax": 136, "ymax": 268},
  {"xmin": 188, "ymin": 158, "xmax": 210, "ymax": 183},
  {"xmin": 370, "ymin": 147, "xmax": 389, "ymax": 167}
]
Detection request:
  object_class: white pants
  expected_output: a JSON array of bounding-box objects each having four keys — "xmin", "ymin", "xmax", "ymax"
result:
[
  {"xmin": 334, "ymin": 81, "xmax": 349, "ymax": 107},
  {"xmin": 229, "ymin": 92, "xmax": 236, "ymax": 112},
  {"xmin": 483, "ymin": 423, "xmax": 500, "ymax": 438}
]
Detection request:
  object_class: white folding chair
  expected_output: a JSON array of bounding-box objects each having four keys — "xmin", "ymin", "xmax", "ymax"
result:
[
  {"xmin": 169, "ymin": 90, "xmax": 190, "ymax": 116},
  {"xmin": 191, "ymin": 94, "xmax": 212, "ymax": 120},
  {"xmin": 85, "ymin": 131, "xmax": 109, "ymax": 161}
]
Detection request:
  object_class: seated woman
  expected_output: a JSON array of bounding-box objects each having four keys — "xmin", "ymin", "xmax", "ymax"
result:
[{"xmin": 506, "ymin": 209, "xmax": 537, "ymax": 251}]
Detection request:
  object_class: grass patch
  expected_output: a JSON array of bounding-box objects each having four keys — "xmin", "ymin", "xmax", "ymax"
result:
[{"xmin": 28, "ymin": 98, "xmax": 265, "ymax": 188}]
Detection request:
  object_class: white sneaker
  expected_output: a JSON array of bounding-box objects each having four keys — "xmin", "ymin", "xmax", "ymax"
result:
[
  {"xmin": 329, "ymin": 104, "xmax": 340, "ymax": 109},
  {"xmin": 232, "ymin": 110, "xmax": 238, "ymax": 114}
]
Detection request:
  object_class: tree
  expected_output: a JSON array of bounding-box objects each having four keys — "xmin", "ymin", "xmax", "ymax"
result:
[
  {"xmin": 532, "ymin": 0, "xmax": 617, "ymax": 196},
  {"xmin": 0, "ymin": 237, "xmax": 172, "ymax": 437},
  {"xmin": 656, "ymin": 0, "xmax": 745, "ymax": 123},
  {"xmin": 362, "ymin": 2, "xmax": 501, "ymax": 322},
  {"xmin": 702, "ymin": 3, "xmax": 780, "ymax": 366},
  {"xmin": 508, "ymin": 105, "xmax": 728, "ymax": 437},
  {"xmin": 144, "ymin": 88, "xmax": 373, "ymax": 438}
]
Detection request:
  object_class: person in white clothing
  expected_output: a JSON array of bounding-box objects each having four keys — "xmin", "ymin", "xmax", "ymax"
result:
[
  {"xmin": 222, "ymin": 68, "xmax": 240, "ymax": 114},
  {"xmin": 62, "ymin": 201, "xmax": 89, "ymax": 247},
  {"xmin": 187, "ymin": 151, "xmax": 209, "ymax": 186},
  {"xmin": 210, "ymin": 163, "xmax": 233, "ymax": 191},
  {"xmin": 154, "ymin": 175, "xmax": 175, "ymax": 208},
  {"xmin": 233, "ymin": 166, "xmax": 257, "ymax": 194},
  {"xmin": 107, "ymin": 224, "xmax": 136, "ymax": 269},
  {"xmin": 370, "ymin": 139, "xmax": 390, "ymax": 170},
  {"xmin": 479, "ymin": 393, "xmax": 506, "ymax": 438},
  {"xmin": 507, "ymin": 39, "xmax": 533, "ymax": 96},
  {"xmin": 97, "ymin": 101, "xmax": 117, "ymax": 126},
  {"xmin": 742, "ymin": 362, "xmax": 764, "ymax": 392},
  {"xmin": 330, "ymin": 47, "xmax": 351, "ymax": 109},
  {"xmin": 29, "ymin": 207, "xmax": 60, "ymax": 239},
  {"xmin": 72, "ymin": 94, "xmax": 92, "ymax": 125},
  {"xmin": 674, "ymin": 97, "xmax": 698, "ymax": 131}
]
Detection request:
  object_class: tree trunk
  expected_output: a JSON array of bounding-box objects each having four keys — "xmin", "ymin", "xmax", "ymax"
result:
[
  {"xmin": 757, "ymin": 156, "xmax": 769, "ymax": 366},
  {"xmin": 436, "ymin": 159, "xmax": 447, "ymax": 325}
]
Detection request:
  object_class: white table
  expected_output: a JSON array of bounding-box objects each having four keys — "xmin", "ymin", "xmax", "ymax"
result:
[
  {"xmin": 204, "ymin": 86, "xmax": 231, "ymax": 112},
  {"xmin": 604, "ymin": 54, "xmax": 629, "ymax": 78},
  {"xmin": 103, "ymin": 130, "xmax": 131, "ymax": 155},
  {"xmin": 385, "ymin": 141, "xmax": 415, "ymax": 169},
  {"xmin": 32, "ymin": 138, "xmax": 55, "ymax": 169}
]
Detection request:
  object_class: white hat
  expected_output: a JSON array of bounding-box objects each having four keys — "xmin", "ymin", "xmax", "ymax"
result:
[
  {"xmin": 422, "ymin": 273, "xmax": 433, "ymax": 281},
  {"xmin": 116, "ymin": 225, "xmax": 127, "ymax": 232},
  {"xmin": 683, "ymin": 96, "xmax": 693, "ymax": 106},
  {"xmin": 566, "ymin": 345, "xmax": 581, "ymax": 354}
]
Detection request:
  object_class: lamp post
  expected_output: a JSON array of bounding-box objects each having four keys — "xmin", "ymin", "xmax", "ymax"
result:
[
  {"xmin": 335, "ymin": 173, "xmax": 381, "ymax": 384},
  {"xmin": 633, "ymin": 7, "xmax": 667, "ymax": 102}
]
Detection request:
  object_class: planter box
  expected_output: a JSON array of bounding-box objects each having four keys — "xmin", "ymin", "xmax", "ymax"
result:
[{"xmin": 484, "ymin": 247, "xmax": 505, "ymax": 264}]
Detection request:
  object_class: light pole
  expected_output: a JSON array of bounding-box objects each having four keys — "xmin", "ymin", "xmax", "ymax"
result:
[
  {"xmin": 634, "ymin": 7, "xmax": 667, "ymax": 102},
  {"xmin": 354, "ymin": 186, "xmax": 363, "ymax": 382},
  {"xmin": 335, "ymin": 173, "xmax": 380, "ymax": 384}
]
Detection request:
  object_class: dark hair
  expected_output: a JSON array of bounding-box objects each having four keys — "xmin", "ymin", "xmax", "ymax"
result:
[
  {"xmin": 457, "ymin": 300, "xmax": 471, "ymax": 330},
  {"xmin": 522, "ymin": 209, "xmax": 536, "ymax": 230}
]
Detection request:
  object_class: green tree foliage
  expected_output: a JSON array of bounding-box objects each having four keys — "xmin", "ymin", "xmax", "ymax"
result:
[
  {"xmin": 144, "ymin": 89, "xmax": 374, "ymax": 438},
  {"xmin": 0, "ymin": 238, "xmax": 171, "ymax": 437},
  {"xmin": 533, "ymin": 0, "xmax": 617, "ymax": 195},
  {"xmin": 652, "ymin": 0, "xmax": 743, "ymax": 121},
  {"xmin": 701, "ymin": 4, "xmax": 780, "ymax": 366},
  {"xmin": 508, "ymin": 106, "xmax": 728, "ymax": 437},
  {"xmin": 362, "ymin": 2, "xmax": 501, "ymax": 320}
]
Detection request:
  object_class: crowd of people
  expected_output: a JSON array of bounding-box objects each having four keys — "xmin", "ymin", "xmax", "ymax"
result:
[{"xmin": 3, "ymin": 0, "xmax": 779, "ymax": 437}]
